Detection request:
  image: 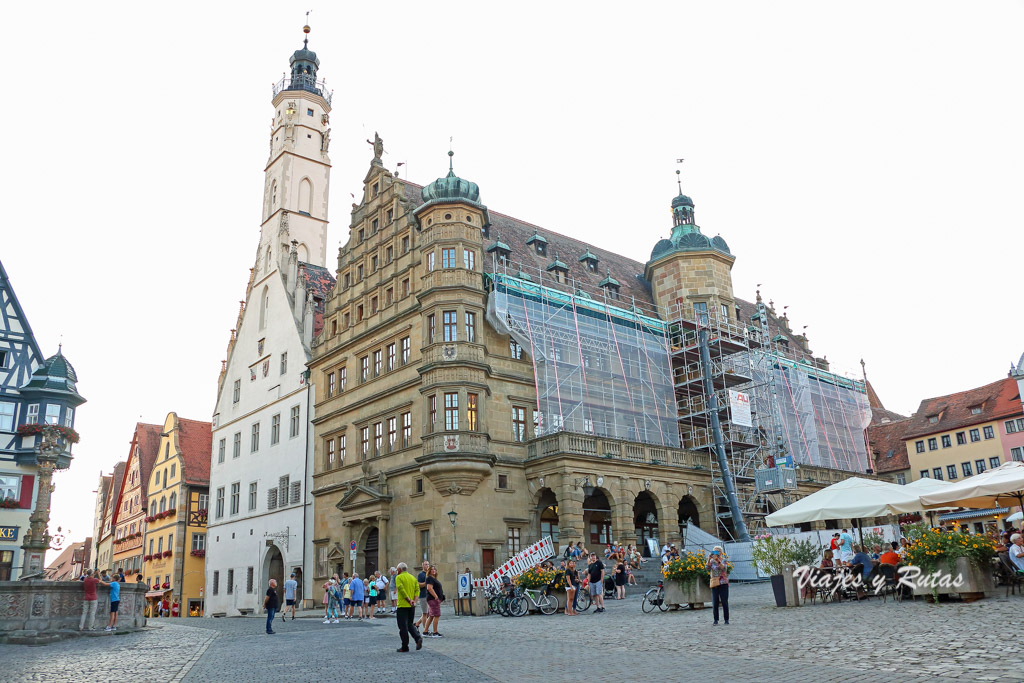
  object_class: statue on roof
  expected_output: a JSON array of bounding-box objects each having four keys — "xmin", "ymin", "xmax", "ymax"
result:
[{"xmin": 367, "ymin": 132, "xmax": 384, "ymax": 162}]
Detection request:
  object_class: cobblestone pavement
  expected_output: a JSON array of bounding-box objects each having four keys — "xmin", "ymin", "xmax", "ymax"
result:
[{"xmin": 3, "ymin": 583, "xmax": 1020, "ymax": 682}]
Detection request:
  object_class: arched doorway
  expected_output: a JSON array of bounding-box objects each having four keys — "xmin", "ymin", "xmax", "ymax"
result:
[
  {"xmin": 678, "ymin": 496, "xmax": 700, "ymax": 543},
  {"xmin": 292, "ymin": 567, "xmax": 303, "ymax": 604},
  {"xmin": 364, "ymin": 527, "xmax": 379, "ymax": 577},
  {"xmin": 633, "ymin": 491, "xmax": 659, "ymax": 557},
  {"xmin": 537, "ymin": 488, "xmax": 559, "ymax": 552},
  {"xmin": 265, "ymin": 545, "xmax": 284, "ymax": 606},
  {"xmin": 583, "ymin": 489, "xmax": 612, "ymax": 547}
]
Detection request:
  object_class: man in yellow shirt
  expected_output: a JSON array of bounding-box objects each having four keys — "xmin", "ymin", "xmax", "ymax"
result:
[{"xmin": 394, "ymin": 562, "xmax": 423, "ymax": 652}]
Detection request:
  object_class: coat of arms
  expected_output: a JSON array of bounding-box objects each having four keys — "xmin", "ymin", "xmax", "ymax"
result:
[{"xmin": 443, "ymin": 435, "xmax": 459, "ymax": 452}]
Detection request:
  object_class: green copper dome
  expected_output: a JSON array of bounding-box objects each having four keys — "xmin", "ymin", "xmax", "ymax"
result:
[
  {"xmin": 421, "ymin": 151, "xmax": 481, "ymax": 205},
  {"xmin": 671, "ymin": 192, "xmax": 694, "ymax": 209}
]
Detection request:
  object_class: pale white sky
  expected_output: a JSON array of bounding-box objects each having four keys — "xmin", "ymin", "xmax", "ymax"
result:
[{"xmin": 3, "ymin": 1, "xmax": 1021, "ymax": 557}]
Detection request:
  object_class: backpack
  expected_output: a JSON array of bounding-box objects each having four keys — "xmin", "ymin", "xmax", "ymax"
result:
[{"xmin": 563, "ymin": 546, "xmax": 571, "ymax": 559}]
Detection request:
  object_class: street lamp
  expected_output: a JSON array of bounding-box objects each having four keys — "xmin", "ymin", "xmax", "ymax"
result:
[
  {"xmin": 447, "ymin": 509, "xmax": 459, "ymax": 614},
  {"xmin": 575, "ymin": 477, "xmax": 595, "ymax": 498}
]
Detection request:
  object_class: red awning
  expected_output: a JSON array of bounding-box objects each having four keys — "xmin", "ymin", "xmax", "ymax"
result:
[{"xmin": 145, "ymin": 589, "xmax": 171, "ymax": 598}]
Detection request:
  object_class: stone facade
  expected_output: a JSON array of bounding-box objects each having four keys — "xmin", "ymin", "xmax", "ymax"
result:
[
  {"xmin": 0, "ymin": 581, "xmax": 146, "ymax": 642},
  {"xmin": 646, "ymin": 250, "xmax": 736, "ymax": 321}
]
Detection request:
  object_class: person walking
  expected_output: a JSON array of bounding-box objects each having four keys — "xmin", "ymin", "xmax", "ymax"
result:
[
  {"xmin": 394, "ymin": 562, "xmax": 423, "ymax": 652},
  {"xmin": 375, "ymin": 571, "xmax": 389, "ymax": 615},
  {"xmin": 706, "ymin": 545, "xmax": 730, "ymax": 625},
  {"xmin": 349, "ymin": 572, "xmax": 365, "ymax": 620},
  {"xmin": 283, "ymin": 573, "xmax": 298, "ymax": 621},
  {"xmin": 587, "ymin": 553, "xmax": 605, "ymax": 613},
  {"xmin": 368, "ymin": 575, "xmax": 378, "ymax": 620},
  {"xmin": 414, "ymin": 560, "xmax": 430, "ymax": 630},
  {"xmin": 102, "ymin": 572, "xmax": 120, "ymax": 632},
  {"xmin": 564, "ymin": 559, "xmax": 580, "ymax": 616},
  {"xmin": 323, "ymin": 578, "xmax": 341, "ymax": 623},
  {"xmin": 264, "ymin": 578, "xmax": 279, "ymax": 634},
  {"xmin": 423, "ymin": 566, "xmax": 445, "ymax": 637},
  {"xmin": 79, "ymin": 568, "xmax": 99, "ymax": 631},
  {"xmin": 388, "ymin": 567, "xmax": 398, "ymax": 614}
]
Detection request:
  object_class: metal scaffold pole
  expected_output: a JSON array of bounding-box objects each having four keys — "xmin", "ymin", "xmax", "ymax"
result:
[{"xmin": 698, "ymin": 326, "xmax": 751, "ymax": 542}]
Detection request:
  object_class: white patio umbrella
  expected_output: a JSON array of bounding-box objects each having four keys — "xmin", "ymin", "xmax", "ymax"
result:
[
  {"xmin": 1007, "ymin": 510, "xmax": 1022, "ymax": 523},
  {"xmin": 919, "ymin": 461, "xmax": 1024, "ymax": 520},
  {"xmin": 765, "ymin": 477, "xmax": 924, "ymax": 526}
]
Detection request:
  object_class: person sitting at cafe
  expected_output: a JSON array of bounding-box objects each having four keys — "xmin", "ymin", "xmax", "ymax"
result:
[
  {"xmin": 870, "ymin": 545, "xmax": 882, "ymax": 561},
  {"xmin": 879, "ymin": 542, "xmax": 901, "ymax": 566},
  {"xmin": 849, "ymin": 545, "xmax": 873, "ymax": 580},
  {"xmin": 995, "ymin": 533, "xmax": 1011, "ymax": 553},
  {"xmin": 1009, "ymin": 534, "xmax": 1024, "ymax": 573},
  {"xmin": 820, "ymin": 549, "xmax": 835, "ymax": 569}
]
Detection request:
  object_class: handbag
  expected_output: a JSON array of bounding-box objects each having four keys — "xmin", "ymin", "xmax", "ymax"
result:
[{"xmin": 710, "ymin": 574, "xmax": 721, "ymax": 588}]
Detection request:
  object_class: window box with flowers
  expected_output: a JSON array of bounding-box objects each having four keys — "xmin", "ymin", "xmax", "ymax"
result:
[
  {"xmin": 162, "ymin": 582, "xmax": 170, "ymax": 589},
  {"xmin": 905, "ymin": 526, "xmax": 997, "ymax": 600},
  {"xmin": 0, "ymin": 498, "xmax": 20, "ymax": 509},
  {"xmin": 143, "ymin": 554, "xmax": 153, "ymax": 562},
  {"xmin": 16, "ymin": 423, "xmax": 81, "ymax": 444},
  {"xmin": 190, "ymin": 549, "xmax": 206, "ymax": 558},
  {"xmin": 662, "ymin": 549, "xmax": 720, "ymax": 607},
  {"xmin": 162, "ymin": 550, "xmax": 172, "ymax": 558},
  {"xmin": 145, "ymin": 515, "xmax": 156, "ymax": 523}
]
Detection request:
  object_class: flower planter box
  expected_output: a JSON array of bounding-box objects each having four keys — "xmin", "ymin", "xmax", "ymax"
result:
[
  {"xmin": 911, "ymin": 556, "xmax": 995, "ymax": 600},
  {"xmin": 664, "ymin": 580, "xmax": 711, "ymax": 608}
]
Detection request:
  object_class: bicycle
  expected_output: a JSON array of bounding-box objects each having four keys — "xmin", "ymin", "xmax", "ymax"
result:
[
  {"xmin": 570, "ymin": 584, "xmax": 592, "ymax": 612},
  {"xmin": 509, "ymin": 586, "xmax": 557, "ymax": 616},
  {"xmin": 641, "ymin": 580, "xmax": 669, "ymax": 613}
]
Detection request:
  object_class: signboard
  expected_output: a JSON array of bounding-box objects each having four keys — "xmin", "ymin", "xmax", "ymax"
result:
[
  {"xmin": 350, "ymin": 541, "xmax": 357, "ymax": 551},
  {"xmin": 350, "ymin": 549, "xmax": 357, "ymax": 562},
  {"xmin": 472, "ymin": 536, "xmax": 555, "ymax": 589},
  {"xmin": 0, "ymin": 526, "xmax": 18, "ymax": 541},
  {"xmin": 457, "ymin": 573, "xmax": 472, "ymax": 598},
  {"xmin": 728, "ymin": 390, "xmax": 752, "ymax": 427}
]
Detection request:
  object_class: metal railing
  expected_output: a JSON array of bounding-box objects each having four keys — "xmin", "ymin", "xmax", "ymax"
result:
[{"xmin": 272, "ymin": 75, "xmax": 333, "ymax": 105}]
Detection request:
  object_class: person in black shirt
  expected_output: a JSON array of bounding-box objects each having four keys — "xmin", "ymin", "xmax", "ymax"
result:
[
  {"xmin": 264, "ymin": 578, "xmax": 279, "ymax": 634},
  {"xmin": 614, "ymin": 557, "xmax": 627, "ymax": 599},
  {"xmin": 587, "ymin": 554, "xmax": 606, "ymax": 613},
  {"xmin": 564, "ymin": 559, "xmax": 580, "ymax": 615}
]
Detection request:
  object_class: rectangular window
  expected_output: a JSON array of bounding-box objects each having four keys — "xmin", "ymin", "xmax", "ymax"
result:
[
  {"xmin": 374, "ymin": 350, "xmax": 382, "ymax": 377},
  {"xmin": 271, "ymin": 414, "xmax": 280, "ymax": 445},
  {"xmin": 290, "ymin": 405, "xmax": 300, "ymax": 437},
  {"xmin": 358, "ymin": 265, "xmax": 364, "ymax": 281},
  {"xmin": 427, "ymin": 252, "xmax": 435, "ymax": 271},
  {"xmin": 467, "ymin": 393, "xmax": 478, "ymax": 432},
  {"xmin": 464, "ymin": 249, "xmax": 476, "ymax": 270},
  {"xmin": 990, "ymin": 456, "xmax": 1000, "ymax": 469},
  {"xmin": 280, "ymin": 352, "xmax": 287, "ymax": 375},
  {"xmin": 402, "ymin": 278, "xmax": 410, "ymax": 298},
  {"xmin": 941, "ymin": 434, "xmax": 951, "ymax": 448},
  {"xmin": 956, "ymin": 432, "xmax": 966, "ymax": 445},
  {"xmin": 920, "ymin": 470, "xmax": 929, "ymax": 479},
  {"xmin": 401, "ymin": 337, "xmax": 411, "ymax": 365},
  {"xmin": 388, "ymin": 417, "xmax": 397, "ymax": 448},
  {"xmin": 230, "ymin": 482, "xmax": 240, "ymax": 515},
  {"xmin": 27, "ymin": 404, "xmax": 38, "ymax": 423},
  {"xmin": 465, "ymin": 312, "xmax": 476, "ymax": 343},
  {"xmin": 402, "ymin": 235, "xmax": 410, "ymax": 253},
  {"xmin": 415, "ymin": 478, "xmax": 423, "ymax": 494},
  {"xmin": 971, "ymin": 406, "xmax": 982, "ymax": 415},
  {"xmin": 213, "ymin": 571, "xmax": 220, "ymax": 595},
  {"xmin": 227, "ymin": 569, "xmax": 234, "ymax": 595},
  {"xmin": 248, "ymin": 482, "xmax": 257, "ymax": 510},
  {"xmin": 233, "ymin": 432, "xmax": 241, "ymax": 459},
  {"xmin": 63, "ymin": 407, "xmax": 74, "ymax": 427},
  {"xmin": 326, "ymin": 438, "xmax": 335, "ymax": 468},
  {"xmin": 361, "ymin": 427, "xmax": 369, "ymax": 458},
  {"xmin": 387, "ymin": 343, "xmax": 396, "ymax": 372},
  {"xmin": 246, "ymin": 567, "xmax": 254, "ymax": 594},
  {"xmin": 190, "ymin": 533, "xmax": 205, "ymax": 552},
  {"xmin": 233, "ymin": 379, "xmax": 240, "ymax": 404},
  {"xmin": 969, "ymin": 428, "xmax": 980, "ymax": 442},
  {"xmin": 267, "ymin": 486, "xmax": 278, "ymax": 509},
  {"xmin": 215, "ymin": 487, "xmax": 225, "ymax": 518},
  {"xmin": 338, "ymin": 434, "xmax": 346, "ymax": 463},
  {"xmin": 442, "ymin": 247, "xmax": 456, "ymax": 268},
  {"xmin": 1013, "ymin": 447, "xmax": 1024, "ymax": 462},
  {"xmin": 915, "ymin": 440, "xmax": 925, "ymax": 454},
  {"xmin": 510, "ymin": 341, "xmax": 522, "ymax": 359},
  {"xmin": 218, "ymin": 439, "xmax": 226, "ymax": 464},
  {"xmin": 444, "ymin": 392, "xmax": 459, "ymax": 431},
  {"xmin": 933, "ymin": 467, "xmax": 943, "ymax": 481},
  {"xmin": 328, "ymin": 372, "xmax": 335, "ymax": 397},
  {"xmin": 428, "ymin": 395, "xmax": 437, "ymax": 430},
  {"xmin": 971, "ymin": 458, "xmax": 985, "ymax": 475},
  {"xmin": 343, "ymin": 312, "xmax": 350, "ymax": 328},
  {"xmin": 512, "ymin": 406, "xmax": 526, "ymax": 442},
  {"xmin": 427, "ymin": 315, "xmax": 436, "ymax": 342},
  {"xmin": 948, "ymin": 464, "xmax": 959, "ymax": 479},
  {"xmin": 386, "ymin": 245, "xmax": 393, "ymax": 263},
  {"xmin": 251, "ymin": 422, "xmax": 260, "ymax": 452},
  {"xmin": 419, "ymin": 529, "xmax": 431, "ymax": 563},
  {"xmin": 927, "ymin": 437, "xmax": 937, "ymax": 451},
  {"xmin": 507, "ymin": 527, "xmax": 521, "ymax": 555},
  {"xmin": 316, "ymin": 544, "xmax": 329, "ymax": 578},
  {"xmin": 385, "ymin": 288, "xmax": 393, "ymax": 307},
  {"xmin": 693, "ymin": 302, "xmax": 709, "ymax": 325},
  {"xmin": 498, "ymin": 473, "xmax": 509, "ymax": 490},
  {"xmin": 339, "ymin": 367, "xmax": 347, "ymax": 391},
  {"xmin": 402, "ymin": 412, "xmax": 411, "ymax": 448},
  {"xmin": 371, "ymin": 296, "xmax": 378, "ymax": 314},
  {"xmin": 361, "ymin": 356, "xmax": 369, "ymax": 381},
  {"xmin": 896, "ymin": 473, "xmax": 906, "ymax": 485},
  {"xmin": 372, "ymin": 255, "xmax": 378, "ymax": 272},
  {"xmin": 0, "ymin": 475, "xmax": 19, "ymax": 501},
  {"xmin": 1006, "ymin": 420, "xmax": 1019, "ymax": 434},
  {"xmin": 374, "ymin": 422, "xmax": 383, "ymax": 454},
  {"xmin": 983, "ymin": 426, "xmax": 994, "ymax": 439},
  {"xmin": 387, "ymin": 209, "xmax": 394, "ymax": 224},
  {"xmin": 357, "ymin": 304, "xmax": 364, "ymax": 321},
  {"xmin": 45, "ymin": 404, "xmax": 60, "ymax": 425},
  {"xmin": 443, "ymin": 311, "xmax": 457, "ymax": 342}
]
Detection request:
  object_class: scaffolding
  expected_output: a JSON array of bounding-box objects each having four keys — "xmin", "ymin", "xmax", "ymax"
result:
[
  {"xmin": 486, "ymin": 260, "xmax": 679, "ymax": 449},
  {"xmin": 669, "ymin": 300, "xmax": 872, "ymax": 540}
]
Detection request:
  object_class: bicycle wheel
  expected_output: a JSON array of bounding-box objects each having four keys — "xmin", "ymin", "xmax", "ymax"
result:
[
  {"xmin": 641, "ymin": 589, "xmax": 658, "ymax": 613},
  {"xmin": 657, "ymin": 587, "xmax": 668, "ymax": 612},
  {"xmin": 509, "ymin": 596, "xmax": 528, "ymax": 617},
  {"xmin": 537, "ymin": 594, "xmax": 557, "ymax": 615},
  {"xmin": 576, "ymin": 591, "xmax": 591, "ymax": 612}
]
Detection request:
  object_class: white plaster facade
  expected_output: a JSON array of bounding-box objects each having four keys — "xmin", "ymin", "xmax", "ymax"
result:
[{"xmin": 204, "ymin": 68, "xmax": 333, "ymax": 615}]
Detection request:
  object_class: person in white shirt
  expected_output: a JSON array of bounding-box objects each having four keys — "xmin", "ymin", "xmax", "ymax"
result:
[
  {"xmin": 1009, "ymin": 534, "xmax": 1024, "ymax": 572},
  {"xmin": 661, "ymin": 544, "xmax": 671, "ymax": 565}
]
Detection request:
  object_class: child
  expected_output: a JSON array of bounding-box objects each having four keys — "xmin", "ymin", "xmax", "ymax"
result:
[{"xmin": 368, "ymin": 578, "xmax": 378, "ymax": 619}]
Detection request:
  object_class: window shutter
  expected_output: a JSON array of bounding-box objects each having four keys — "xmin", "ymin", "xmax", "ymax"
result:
[
  {"xmin": 290, "ymin": 481, "xmax": 301, "ymax": 504},
  {"xmin": 19, "ymin": 475, "xmax": 34, "ymax": 509},
  {"xmin": 278, "ymin": 476, "xmax": 289, "ymax": 506},
  {"xmin": 267, "ymin": 488, "xmax": 278, "ymax": 510}
]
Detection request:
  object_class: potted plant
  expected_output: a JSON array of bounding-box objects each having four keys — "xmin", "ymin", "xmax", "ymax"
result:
[
  {"xmin": 514, "ymin": 566, "xmax": 562, "ymax": 611},
  {"xmin": 143, "ymin": 554, "xmax": 153, "ymax": 562},
  {"xmin": 0, "ymin": 498, "xmax": 19, "ymax": 509},
  {"xmin": 661, "ymin": 550, "xmax": 719, "ymax": 608},
  {"xmin": 162, "ymin": 582, "xmax": 170, "ymax": 589},
  {"xmin": 904, "ymin": 525, "xmax": 997, "ymax": 600},
  {"xmin": 163, "ymin": 550, "xmax": 172, "ymax": 558},
  {"xmin": 16, "ymin": 423, "xmax": 81, "ymax": 444},
  {"xmin": 751, "ymin": 534, "xmax": 794, "ymax": 607}
]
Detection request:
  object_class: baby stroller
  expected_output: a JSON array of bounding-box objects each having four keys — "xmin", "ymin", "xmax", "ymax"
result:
[{"xmin": 603, "ymin": 575, "xmax": 616, "ymax": 599}]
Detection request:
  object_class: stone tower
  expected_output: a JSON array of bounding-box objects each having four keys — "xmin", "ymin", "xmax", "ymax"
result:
[{"xmin": 644, "ymin": 172, "xmax": 737, "ymax": 323}]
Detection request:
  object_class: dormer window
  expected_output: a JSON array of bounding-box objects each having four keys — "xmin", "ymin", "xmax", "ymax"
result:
[
  {"xmin": 970, "ymin": 406, "xmax": 982, "ymax": 415},
  {"xmin": 928, "ymin": 415, "xmax": 939, "ymax": 424},
  {"xmin": 598, "ymin": 270, "xmax": 620, "ymax": 300},
  {"xmin": 546, "ymin": 254, "xmax": 568, "ymax": 284},
  {"xmin": 526, "ymin": 230, "xmax": 548, "ymax": 257},
  {"xmin": 486, "ymin": 234, "xmax": 512, "ymax": 266},
  {"xmin": 579, "ymin": 248, "xmax": 599, "ymax": 273}
]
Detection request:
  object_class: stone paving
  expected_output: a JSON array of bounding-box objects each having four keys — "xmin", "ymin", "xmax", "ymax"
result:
[{"xmin": 2, "ymin": 583, "xmax": 1020, "ymax": 682}]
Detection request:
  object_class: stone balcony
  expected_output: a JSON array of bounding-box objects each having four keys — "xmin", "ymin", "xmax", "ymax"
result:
[{"xmin": 526, "ymin": 431, "xmax": 712, "ymax": 469}]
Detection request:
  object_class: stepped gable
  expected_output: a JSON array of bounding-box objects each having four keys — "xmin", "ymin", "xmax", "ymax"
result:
[
  {"xmin": 903, "ymin": 377, "xmax": 1021, "ymax": 440},
  {"xmin": 299, "ymin": 262, "xmax": 335, "ymax": 337},
  {"xmin": 177, "ymin": 417, "xmax": 212, "ymax": 486}
]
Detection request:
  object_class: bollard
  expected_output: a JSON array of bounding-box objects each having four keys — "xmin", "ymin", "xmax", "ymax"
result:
[{"xmin": 782, "ymin": 564, "xmax": 801, "ymax": 607}]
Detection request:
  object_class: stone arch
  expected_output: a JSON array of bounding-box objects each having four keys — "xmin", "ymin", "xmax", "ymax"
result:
[
  {"xmin": 678, "ymin": 495, "xmax": 701, "ymax": 539},
  {"xmin": 263, "ymin": 544, "xmax": 285, "ymax": 606},
  {"xmin": 633, "ymin": 490, "xmax": 661, "ymax": 556},
  {"xmin": 536, "ymin": 488, "xmax": 559, "ymax": 552},
  {"xmin": 298, "ymin": 177, "xmax": 313, "ymax": 214},
  {"xmin": 362, "ymin": 526, "xmax": 379, "ymax": 577},
  {"xmin": 297, "ymin": 242, "xmax": 309, "ymax": 263},
  {"xmin": 582, "ymin": 487, "xmax": 613, "ymax": 548}
]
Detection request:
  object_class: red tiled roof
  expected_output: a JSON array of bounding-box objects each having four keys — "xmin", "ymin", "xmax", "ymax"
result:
[
  {"xmin": 105, "ymin": 461, "xmax": 127, "ymax": 528},
  {"xmin": 300, "ymin": 262, "xmax": 336, "ymax": 339},
  {"xmin": 176, "ymin": 417, "xmax": 212, "ymax": 487},
  {"xmin": 903, "ymin": 377, "xmax": 1022, "ymax": 440},
  {"xmin": 867, "ymin": 418, "xmax": 912, "ymax": 474},
  {"xmin": 134, "ymin": 423, "xmax": 163, "ymax": 508}
]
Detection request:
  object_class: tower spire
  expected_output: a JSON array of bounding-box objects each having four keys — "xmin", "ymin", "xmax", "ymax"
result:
[{"xmin": 303, "ymin": 10, "xmax": 312, "ymax": 48}]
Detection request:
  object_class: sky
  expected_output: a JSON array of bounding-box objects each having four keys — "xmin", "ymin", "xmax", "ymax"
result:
[{"xmin": 2, "ymin": 1, "xmax": 1021, "ymax": 558}]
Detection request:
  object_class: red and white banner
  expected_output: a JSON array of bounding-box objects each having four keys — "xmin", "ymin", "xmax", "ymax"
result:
[{"xmin": 472, "ymin": 537, "xmax": 555, "ymax": 589}]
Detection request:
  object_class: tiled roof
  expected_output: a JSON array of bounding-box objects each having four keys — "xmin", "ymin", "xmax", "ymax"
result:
[
  {"xmin": 300, "ymin": 262, "xmax": 336, "ymax": 338},
  {"xmin": 176, "ymin": 417, "xmax": 212, "ymax": 487},
  {"xmin": 106, "ymin": 461, "xmax": 126, "ymax": 525},
  {"xmin": 903, "ymin": 377, "xmax": 1022, "ymax": 440},
  {"xmin": 867, "ymin": 418, "xmax": 912, "ymax": 474},
  {"xmin": 135, "ymin": 423, "xmax": 163, "ymax": 508}
]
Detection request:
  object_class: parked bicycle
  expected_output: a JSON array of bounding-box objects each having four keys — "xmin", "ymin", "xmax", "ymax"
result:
[
  {"xmin": 509, "ymin": 586, "xmax": 557, "ymax": 616},
  {"xmin": 641, "ymin": 580, "xmax": 669, "ymax": 613}
]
